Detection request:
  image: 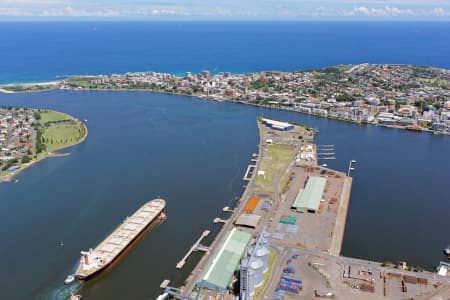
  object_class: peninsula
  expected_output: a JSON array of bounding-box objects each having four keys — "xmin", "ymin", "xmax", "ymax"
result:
[
  {"xmin": 2, "ymin": 64, "xmax": 449, "ymax": 135},
  {"xmin": 158, "ymin": 117, "xmax": 450, "ymax": 300},
  {"xmin": 0, "ymin": 107, "xmax": 88, "ymax": 183}
]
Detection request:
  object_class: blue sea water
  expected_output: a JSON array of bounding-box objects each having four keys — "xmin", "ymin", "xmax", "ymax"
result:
[{"xmin": 1, "ymin": 21, "xmax": 450, "ymax": 84}]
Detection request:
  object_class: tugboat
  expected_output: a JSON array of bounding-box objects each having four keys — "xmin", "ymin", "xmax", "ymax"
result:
[
  {"xmin": 443, "ymin": 245, "xmax": 450, "ymax": 258},
  {"xmin": 64, "ymin": 274, "xmax": 75, "ymax": 285}
]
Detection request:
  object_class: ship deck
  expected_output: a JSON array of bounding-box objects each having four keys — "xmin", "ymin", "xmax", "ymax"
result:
[{"xmin": 75, "ymin": 198, "xmax": 165, "ymax": 278}]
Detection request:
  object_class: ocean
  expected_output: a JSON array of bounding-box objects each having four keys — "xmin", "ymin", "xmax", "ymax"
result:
[{"xmin": 1, "ymin": 21, "xmax": 450, "ymax": 84}]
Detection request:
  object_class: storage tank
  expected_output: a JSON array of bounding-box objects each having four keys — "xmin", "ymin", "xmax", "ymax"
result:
[
  {"xmin": 241, "ymin": 257, "xmax": 256, "ymax": 296},
  {"xmin": 247, "ymin": 268, "xmax": 256, "ymax": 295},
  {"xmin": 241, "ymin": 256, "xmax": 264, "ymax": 295},
  {"xmin": 248, "ymin": 244, "xmax": 269, "ymax": 272},
  {"xmin": 260, "ymin": 237, "xmax": 269, "ymax": 247},
  {"xmin": 249, "ymin": 257, "xmax": 264, "ymax": 289}
]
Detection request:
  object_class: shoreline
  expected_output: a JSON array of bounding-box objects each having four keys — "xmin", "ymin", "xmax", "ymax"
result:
[
  {"xmin": 0, "ymin": 118, "xmax": 88, "ymax": 185},
  {"xmin": 0, "ymin": 81, "xmax": 60, "ymax": 94},
  {"xmin": 67, "ymin": 87, "xmax": 450, "ymax": 136},
  {"xmin": 3, "ymin": 84, "xmax": 447, "ymax": 136}
]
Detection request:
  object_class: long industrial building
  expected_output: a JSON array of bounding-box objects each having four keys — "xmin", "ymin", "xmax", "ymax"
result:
[
  {"xmin": 198, "ymin": 228, "xmax": 252, "ymax": 291},
  {"xmin": 261, "ymin": 118, "xmax": 294, "ymax": 131},
  {"xmin": 292, "ymin": 176, "xmax": 327, "ymax": 213}
]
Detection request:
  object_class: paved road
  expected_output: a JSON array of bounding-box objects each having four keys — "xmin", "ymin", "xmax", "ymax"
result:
[{"xmin": 329, "ymin": 176, "xmax": 352, "ymax": 256}]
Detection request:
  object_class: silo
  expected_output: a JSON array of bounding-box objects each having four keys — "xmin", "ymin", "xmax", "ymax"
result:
[
  {"xmin": 241, "ymin": 257, "xmax": 256, "ymax": 295},
  {"xmin": 249, "ymin": 257, "xmax": 264, "ymax": 289},
  {"xmin": 248, "ymin": 244, "xmax": 269, "ymax": 272}
]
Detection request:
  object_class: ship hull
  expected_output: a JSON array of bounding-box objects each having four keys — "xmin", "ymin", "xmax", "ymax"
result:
[{"xmin": 74, "ymin": 199, "xmax": 166, "ymax": 281}]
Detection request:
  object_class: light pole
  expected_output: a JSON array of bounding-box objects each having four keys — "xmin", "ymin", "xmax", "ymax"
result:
[{"xmin": 347, "ymin": 160, "xmax": 357, "ymax": 176}]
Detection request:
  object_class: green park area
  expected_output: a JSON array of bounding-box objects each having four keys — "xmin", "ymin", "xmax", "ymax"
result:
[
  {"xmin": 255, "ymin": 143, "xmax": 294, "ymax": 193},
  {"xmin": 34, "ymin": 109, "xmax": 87, "ymax": 152},
  {"xmin": 33, "ymin": 109, "xmax": 87, "ymax": 153},
  {"xmin": 67, "ymin": 76, "xmax": 101, "ymax": 88},
  {"xmin": 40, "ymin": 110, "xmax": 72, "ymax": 123},
  {"xmin": 41, "ymin": 123, "xmax": 86, "ymax": 152}
]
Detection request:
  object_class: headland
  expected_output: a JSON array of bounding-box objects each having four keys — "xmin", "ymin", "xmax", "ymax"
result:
[{"xmin": 0, "ymin": 108, "xmax": 88, "ymax": 183}]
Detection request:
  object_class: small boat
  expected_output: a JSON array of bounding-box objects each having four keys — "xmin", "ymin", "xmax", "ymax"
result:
[
  {"xmin": 64, "ymin": 275, "xmax": 75, "ymax": 285},
  {"xmin": 68, "ymin": 294, "xmax": 82, "ymax": 300},
  {"xmin": 443, "ymin": 245, "xmax": 450, "ymax": 257}
]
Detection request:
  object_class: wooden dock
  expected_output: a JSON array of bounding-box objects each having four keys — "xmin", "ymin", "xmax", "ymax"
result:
[{"xmin": 176, "ymin": 230, "xmax": 210, "ymax": 269}]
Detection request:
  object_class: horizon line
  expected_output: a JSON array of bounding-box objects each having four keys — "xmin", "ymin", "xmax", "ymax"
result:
[{"xmin": 1, "ymin": 18, "xmax": 450, "ymax": 22}]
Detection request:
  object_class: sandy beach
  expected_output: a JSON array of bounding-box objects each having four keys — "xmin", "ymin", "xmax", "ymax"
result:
[{"xmin": 0, "ymin": 81, "xmax": 60, "ymax": 94}]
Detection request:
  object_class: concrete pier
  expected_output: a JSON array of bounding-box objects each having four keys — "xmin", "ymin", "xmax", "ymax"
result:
[
  {"xmin": 176, "ymin": 230, "xmax": 210, "ymax": 269},
  {"xmin": 222, "ymin": 206, "xmax": 234, "ymax": 212},
  {"xmin": 329, "ymin": 176, "xmax": 352, "ymax": 256},
  {"xmin": 243, "ymin": 165, "xmax": 256, "ymax": 181},
  {"xmin": 213, "ymin": 217, "xmax": 227, "ymax": 224},
  {"xmin": 160, "ymin": 279, "xmax": 171, "ymax": 289}
]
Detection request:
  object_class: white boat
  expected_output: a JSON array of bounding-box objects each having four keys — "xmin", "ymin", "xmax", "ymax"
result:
[{"xmin": 64, "ymin": 274, "xmax": 75, "ymax": 285}]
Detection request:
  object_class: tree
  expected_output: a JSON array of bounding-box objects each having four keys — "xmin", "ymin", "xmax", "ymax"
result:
[
  {"xmin": 21, "ymin": 155, "xmax": 31, "ymax": 164},
  {"xmin": 336, "ymin": 93, "xmax": 354, "ymax": 102},
  {"xmin": 33, "ymin": 111, "xmax": 41, "ymax": 120}
]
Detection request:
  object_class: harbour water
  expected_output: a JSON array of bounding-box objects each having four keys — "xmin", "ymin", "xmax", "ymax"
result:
[{"xmin": 0, "ymin": 90, "xmax": 449, "ymax": 299}]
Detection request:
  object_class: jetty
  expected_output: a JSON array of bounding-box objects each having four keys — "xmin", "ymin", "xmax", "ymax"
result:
[
  {"xmin": 213, "ymin": 218, "xmax": 227, "ymax": 224},
  {"xmin": 176, "ymin": 230, "xmax": 210, "ymax": 269},
  {"xmin": 243, "ymin": 165, "xmax": 256, "ymax": 181}
]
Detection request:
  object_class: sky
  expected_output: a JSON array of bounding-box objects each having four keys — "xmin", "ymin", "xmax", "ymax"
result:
[{"xmin": 0, "ymin": 0, "xmax": 450, "ymax": 20}]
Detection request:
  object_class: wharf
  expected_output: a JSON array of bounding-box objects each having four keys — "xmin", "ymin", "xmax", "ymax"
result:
[
  {"xmin": 329, "ymin": 176, "xmax": 352, "ymax": 256},
  {"xmin": 243, "ymin": 165, "xmax": 256, "ymax": 181},
  {"xmin": 213, "ymin": 218, "xmax": 227, "ymax": 224},
  {"xmin": 163, "ymin": 117, "xmax": 447, "ymax": 300},
  {"xmin": 176, "ymin": 230, "xmax": 210, "ymax": 269}
]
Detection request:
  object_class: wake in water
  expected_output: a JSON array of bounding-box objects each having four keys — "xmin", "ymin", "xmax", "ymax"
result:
[
  {"xmin": 43, "ymin": 259, "xmax": 82, "ymax": 300},
  {"xmin": 45, "ymin": 282, "xmax": 82, "ymax": 300}
]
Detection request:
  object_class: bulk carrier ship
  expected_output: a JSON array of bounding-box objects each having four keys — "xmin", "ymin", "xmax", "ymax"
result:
[{"xmin": 73, "ymin": 198, "xmax": 166, "ymax": 281}]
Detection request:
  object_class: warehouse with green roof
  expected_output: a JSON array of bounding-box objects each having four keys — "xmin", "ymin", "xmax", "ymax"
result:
[
  {"xmin": 197, "ymin": 228, "xmax": 252, "ymax": 292},
  {"xmin": 292, "ymin": 176, "xmax": 327, "ymax": 213}
]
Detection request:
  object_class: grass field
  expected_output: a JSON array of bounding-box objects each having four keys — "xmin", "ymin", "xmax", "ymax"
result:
[
  {"xmin": 40, "ymin": 110, "xmax": 71, "ymax": 123},
  {"xmin": 67, "ymin": 76, "xmax": 101, "ymax": 88},
  {"xmin": 42, "ymin": 123, "xmax": 86, "ymax": 152},
  {"xmin": 255, "ymin": 144, "xmax": 294, "ymax": 192},
  {"xmin": 1, "ymin": 84, "xmax": 58, "ymax": 92}
]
